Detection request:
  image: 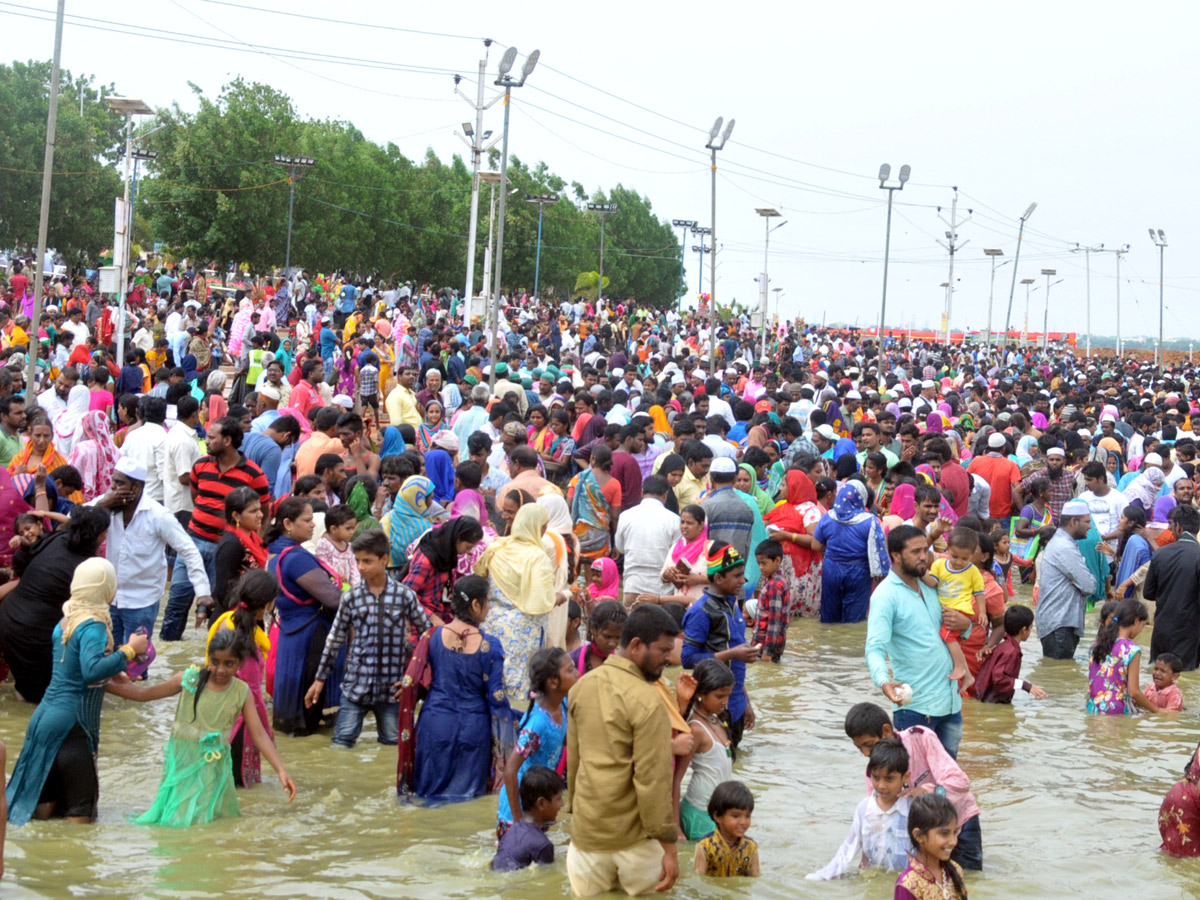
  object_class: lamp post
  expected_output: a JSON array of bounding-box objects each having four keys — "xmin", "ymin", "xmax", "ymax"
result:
[
  {"xmin": 982, "ymin": 248, "xmax": 1005, "ymax": 350},
  {"xmin": 755, "ymin": 208, "xmax": 784, "ymax": 361},
  {"xmin": 478, "ymin": 170, "xmax": 502, "ymax": 312},
  {"xmin": 273, "ymin": 154, "xmax": 315, "ymax": 278},
  {"xmin": 1002, "ymin": 202, "xmax": 1038, "ymax": 341},
  {"xmin": 772, "ymin": 286, "xmax": 783, "ymax": 334},
  {"xmin": 691, "ymin": 226, "xmax": 711, "ymax": 302},
  {"xmin": 671, "ymin": 219, "xmax": 696, "ymax": 310},
  {"xmin": 877, "ymin": 163, "xmax": 910, "ymax": 343},
  {"xmin": 489, "ymin": 46, "xmax": 540, "ymax": 388},
  {"xmin": 1070, "ymin": 243, "xmax": 1105, "ymax": 358},
  {"xmin": 525, "ymin": 193, "xmax": 558, "ymax": 301},
  {"xmin": 1020, "ymin": 278, "xmax": 1035, "ymax": 346},
  {"xmin": 587, "ymin": 203, "xmax": 618, "ymax": 305},
  {"xmin": 1040, "ymin": 269, "xmax": 1060, "ymax": 352},
  {"xmin": 1150, "ymin": 229, "xmax": 1167, "ymax": 369},
  {"xmin": 705, "ymin": 116, "xmax": 735, "ymax": 373}
]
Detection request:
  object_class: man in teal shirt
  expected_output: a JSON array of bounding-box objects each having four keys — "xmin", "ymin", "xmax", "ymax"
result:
[
  {"xmin": 0, "ymin": 394, "xmax": 25, "ymax": 467},
  {"xmin": 864, "ymin": 524, "xmax": 970, "ymax": 758}
]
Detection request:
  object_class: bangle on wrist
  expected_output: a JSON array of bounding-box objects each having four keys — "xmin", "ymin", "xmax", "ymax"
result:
[{"xmin": 119, "ymin": 644, "xmax": 136, "ymax": 661}]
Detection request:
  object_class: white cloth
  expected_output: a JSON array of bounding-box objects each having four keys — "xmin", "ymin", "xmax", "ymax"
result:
[
  {"xmin": 613, "ymin": 497, "xmax": 682, "ymax": 595},
  {"xmin": 52, "ymin": 385, "xmax": 90, "ymax": 457},
  {"xmin": 37, "ymin": 387, "xmax": 66, "ymax": 421},
  {"xmin": 806, "ymin": 793, "xmax": 912, "ymax": 881},
  {"xmin": 95, "ymin": 493, "xmax": 211, "ymax": 610},
  {"xmin": 120, "ymin": 422, "xmax": 168, "ymax": 503},
  {"xmin": 163, "ymin": 421, "xmax": 201, "ymax": 513}
]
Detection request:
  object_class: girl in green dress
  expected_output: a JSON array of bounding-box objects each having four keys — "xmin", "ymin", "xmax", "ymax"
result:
[{"xmin": 135, "ymin": 630, "xmax": 297, "ymax": 827}]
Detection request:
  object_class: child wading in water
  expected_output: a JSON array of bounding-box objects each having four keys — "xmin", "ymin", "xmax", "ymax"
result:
[
  {"xmin": 894, "ymin": 793, "xmax": 967, "ymax": 900},
  {"xmin": 680, "ymin": 658, "xmax": 735, "ymax": 840},
  {"xmin": 135, "ymin": 630, "xmax": 296, "ymax": 827},
  {"xmin": 498, "ymin": 647, "xmax": 577, "ymax": 839},
  {"xmin": 694, "ymin": 780, "xmax": 760, "ymax": 877},
  {"xmin": 1088, "ymin": 598, "xmax": 1157, "ymax": 715},
  {"xmin": 569, "ymin": 600, "xmax": 626, "ymax": 675}
]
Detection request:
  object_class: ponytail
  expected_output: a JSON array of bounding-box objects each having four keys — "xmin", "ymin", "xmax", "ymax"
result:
[
  {"xmin": 229, "ymin": 569, "xmax": 278, "ymax": 646},
  {"xmin": 1092, "ymin": 597, "xmax": 1148, "ymax": 664}
]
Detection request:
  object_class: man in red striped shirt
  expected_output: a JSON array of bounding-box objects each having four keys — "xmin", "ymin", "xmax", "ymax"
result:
[{"xmin": 160, "ymin": 415, "xmax": 271, "ymax": 640}]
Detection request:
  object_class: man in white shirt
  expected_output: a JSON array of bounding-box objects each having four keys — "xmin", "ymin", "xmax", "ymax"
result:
[
  {"xmin": 163, "ymin": 395, "xmax": 203, "ymax": 513},
  {"xmin": 613, "ymin": 476, "xmax": 682, "ymax": 604},
  {"xmin": 1078, "ymin": 459, "xmax": 1127, "ymax": 548},
  {"xmin": 121, "ymin": 395, "xmax": 170, "ymax": 503},
  {"xmin": 706, "ymin": 387, "xmax": 736, "ymax": 430},
  {"xmin": 60, "ymin": 307, "xmax": 89, "ymax": 349},
  {"xmin": 93, "ymin": 457, "xmax": 212, "ymax": 645},
  {"xmin": 37, "ymin": 367, "xmax": 77, "ymax": 420}
]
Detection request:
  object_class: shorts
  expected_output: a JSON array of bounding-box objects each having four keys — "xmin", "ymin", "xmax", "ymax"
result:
[
  {"xmin": 940, "ymin": 623, "xmax": 973, "ymax": 644},
  {"xmin": 38, "ymin": 724, "xmax": 98, "ymax": 819}
]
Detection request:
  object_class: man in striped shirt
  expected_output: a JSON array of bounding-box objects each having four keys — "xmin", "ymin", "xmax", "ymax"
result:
[{"xmin": 160, "ymin": 415, "xmax": 271, "ymax": 640}]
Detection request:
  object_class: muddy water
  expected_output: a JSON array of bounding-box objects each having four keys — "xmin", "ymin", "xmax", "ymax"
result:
[{"xmin": 1, "ymin": 596, "xmax": 1198, "ymax": 899}]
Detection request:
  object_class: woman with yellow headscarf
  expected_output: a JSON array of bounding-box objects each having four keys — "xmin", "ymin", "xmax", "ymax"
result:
[
  {"xmin": 474, "ymin": 504, "xmax": 560, "ymax": 706},
  {"xmin": 6, "ymin": 559, "xmax": 153, "ymax": 824}
]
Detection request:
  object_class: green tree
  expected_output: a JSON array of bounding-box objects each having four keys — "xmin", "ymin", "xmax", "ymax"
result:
[{"xmin": 0, "ymin": 61, "xmax": 123, "ymax": 262}]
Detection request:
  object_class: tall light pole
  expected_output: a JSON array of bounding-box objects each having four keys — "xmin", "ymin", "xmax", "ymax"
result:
[
  {"xmin": 1070, "ymin": 242, "xmax": 1104, "ymax": 357},
  {"xmin": 982, "ymin": 248, "xmax": 1005, "ymax": 350},
  {"xmin": 489, "ymin": 46, "xmax": 540, "ymax": 388},
  {"xmin": 877, "ymin": 163, "xmax": 910, "ymax": 343},
  {"xmin": 1002, "ymin": 202, "xmax": 1038, "ymax": 344},
  {"xmin": 1040, "ymin": 269, "xmax": 1058, "ymax": 351},
  {"xmin": 755, "ymin": 208, "xmax": 784, "ymax": 361},
  {"xmin": 671, "ymin": 219, "xmax": 696, "ymax": 309},
  {"xmin": 705, "ymin": 116, "xmax": 735, "ymax": 373},
  {"xmin": 691, "ymin": 226, "xmax": 711, "ymax": 302},
  {"xmin": 1150, "ymin": 229, "xmax": 1168, "ymax": 369},
  {"xmin": 273, "ymin": 154, "xmax": 315, "ymax": 278},
  {"xmin": 772, "ymin": 287, "xmax": 783, "ymax": 333},
  {"xmin": 587, "ymin": 203, "xmax": 618, "ymax": 304},
  {"xmin": 26, "ymin": 0, "xmax": 65, "ymax": 401},
  {"xmin": 454, "ymin": 40, "xmax": 501, "ymax": 326},
  {"xmin": 107, "ymin": 96, "xmax": 155, "ymax": 371},
  {"xmin": 1096, "ymin": 244, "xmax": 1131, "ymax": 356},
  {"xmin": 525, "ymin": 193, "xmax": 558, "ymax": 301},
  {"xmin": 478, "ymin": 170, "xmax": 502, "ymax": 311},
  {"xmin": 1020, "ymin": 278, "xmax": 1036, "ymax": 346},
  {"xmin": 936, "ymin": 188, "xmax": 971, "ymax": 344}
]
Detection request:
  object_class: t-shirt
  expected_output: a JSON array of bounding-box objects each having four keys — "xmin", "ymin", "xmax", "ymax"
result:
[
  {"xmin": 929, "ymin": 557, "xmax": 984, "ymax": 619},
  {"xmin": 496, "ymin": 701, "xmax": 567, "ymax": 825},
  {"xmin": 491, "ymin": 820, "xmax": 554, "ymax": 871},
  {"xmin": 1078, "ymin": 488, "xmax": 1127, "ymax": 546},
  {"xmin": 966, "ymin": 454, "xmax": 1022, "ymax": 518}
]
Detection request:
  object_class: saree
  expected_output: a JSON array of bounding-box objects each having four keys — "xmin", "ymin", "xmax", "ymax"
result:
[
  {"xmin": 66, "ymin": 411, "xmax": 119, "ymax": 501},
  {"xmin": 569, "ymin": 467, "xmax": 613, "ymax": 560}
]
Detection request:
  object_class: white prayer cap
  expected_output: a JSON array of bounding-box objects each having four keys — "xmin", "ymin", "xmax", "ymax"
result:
[{"xmin": 115, "ymin": 455, "xmax": 148, "ymax": 482}]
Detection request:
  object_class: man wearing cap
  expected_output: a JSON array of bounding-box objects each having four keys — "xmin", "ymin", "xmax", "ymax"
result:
[
  {"xmin": 92, "ymin": 457, "xmax": 213, "ymax": 646},
  {"xmin": 813, "ymin": 423, "xmax": 838, "ymax": 459},
  {"xmin": 1021, "ymin": 443, "xmax": 1075, "ymax": 520},
  {"xmin": 912, "ymin": 380, "xmax": 938, "ymax": 419},
  {"xmin": 967, "ymin": 432, "xmax": 1023, "ymax": 527},
  {"xmin": 701, "ymin": 457, "xmax": 768, "ymax": 596},
  {"xmin": 490, "ymin": 361, "xmax": 527, "ymax": 416},
  {"xmin": 1035, "ymin": 500, "xmax": 1098, "ymax": 660}
]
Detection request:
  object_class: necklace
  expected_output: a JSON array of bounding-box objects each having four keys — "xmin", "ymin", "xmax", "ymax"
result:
[{"xmin": 445, "ymin": 625, "xmax": 478, "ymax": 652}]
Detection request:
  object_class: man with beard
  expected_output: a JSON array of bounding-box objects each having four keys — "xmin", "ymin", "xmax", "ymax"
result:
[
  {"xmin": 1034, "ymin": 501, "xmax": 1098, "ymax": 661},
  {"xmin": 865, "ymin": 525, "xmax": 970, "ymax": 758},
  {"xmin": 1018, "ymin": 444, "xmax": 1075, "ymax": 521},
  {"xmin": 566, "ymin": 604, "xmax": 682, "ymax": 896}
]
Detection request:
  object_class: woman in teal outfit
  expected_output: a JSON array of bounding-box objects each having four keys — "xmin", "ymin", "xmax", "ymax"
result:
[{"xmin": 5, "ymin": 559, "xmax": 166, "ymax": 825}]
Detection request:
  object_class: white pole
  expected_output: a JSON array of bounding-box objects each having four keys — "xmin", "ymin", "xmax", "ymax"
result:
[{"xmin": 462, "ymin": 56, "xmax": 486, "ymax": 327}]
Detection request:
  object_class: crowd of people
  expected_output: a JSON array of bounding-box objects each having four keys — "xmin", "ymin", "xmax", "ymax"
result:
[{"xmin": 0, "ymin": 255, "xmax": 1198, "ymax": 894}]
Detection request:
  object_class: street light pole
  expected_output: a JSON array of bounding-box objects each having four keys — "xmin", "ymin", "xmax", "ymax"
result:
[
  {"xmin": 705, "ymin": 116, "xmax": 735, "ymax": 374},
  {"xmin": 1150, "ymin": 229, "xmax": 1168, "ymax": 369},
  {"xmin": 1040, "ymin": 269, "xmax": 1058, "ymax": 352},
  {"xmin": 936, "ymin": 188, "xmax": 971, "ymax": 345},
  {"xmin": 755, "ymin": 208, "xmax": 783, "ymax": 361},
  {"xmin": 525, "ymin": 193, "xmax": 558, "ymax": 300},
  {"xmin": 772, "ymin": 287, "xmax": 783, "ymax": 333},
  {"xmin": 982, "ymin": 249, "xmax": 1004, "ymax": 351},
  {"xmin": 488, "ymin": 46, "xmax": 540, "ymax": 389},
  {"xmin": 1070, "ymin": 243, "xmax": 1104, "ymax": 358},
  {"xmin": 274, "ymin": 155, "xmax": 315, "ymax": 278},
  {"xmin": 671, "ymin": 219, "xmax": 696, "ymax": 310},
  {"xmin": 107, "ymin": 96, "xmax": 155, "ymax": 371},
  {"xmin": 692, "ymin": 226, "xmax": 711, "ymax": 301},
  {"xmin": 1020, "ymin": 278, "xmax": 1036, "ymax": 347},
  {"xmin": 587, "ymin": 203, "xmax": 618, "ymax": 305},
  {"xmin": 877, "ymin": 164, "xmax": 910, "ymax": 344},
  {"xmin": 1002, "ymin": 202, "xmax": 1038, "ymax": 344}
]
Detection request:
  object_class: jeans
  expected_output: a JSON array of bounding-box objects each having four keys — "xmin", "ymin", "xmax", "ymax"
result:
[
  {"xmin": 110, "ymin": 604, "xmax": 159, "ymax": 646},
  {"xmin": 333, "ymin": 698, "xmax": 400, "ymax": 748},
  {"xmin": 951, "ymin": 814, "xmax": 983, "ymax": 871},
  {"xmin": 893, "ymin": 708, "xmax": 964, "ymax": 759},
  {"xmin": 160, "ymin": 536, "xmax": 218, "ymax": 641},
  {"xmin": 1040, "ymin": 627, "xmax": 1080, "ymax": 660}
]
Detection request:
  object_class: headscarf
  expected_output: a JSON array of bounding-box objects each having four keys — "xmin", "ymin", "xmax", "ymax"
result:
[
  {"xmin": 832, "ymin": 437, "xmax": 858, "ymax": 462},
  {"xmin": 431, "ymin": 430, "xmax": 460, "ymax": 457},
  {"xmin": 763, "ymin": 470, "xmax": 818, "ymax": 575},
  {"xmin": 388, "ymin": 475, "xmax": 434, "ymax": 565},
  {"xmin": 276, "ymin": 338, "xmax": 294, "ymax": 375},
  {"xmin": 738, "ymin": 462, "xmax": 773, "ymax": 516},
  {"xmin": 1124, "ymin": 467, "xmax": 1165, "ymax": 510},
  {"xmin": 537, "ymin": 493, "xmax": 574, "ymax": 536},
  {"xmin": 61, "ymin": 557, "xmax": 118, "ymax": 651},
  {"xmin": 1015, "ymin": 434, "xmax": 1039, "ymax": 466},
  {"xmin": 67, "ymin": 410, "xmax": 119, "ymax": 500},
  {"xmin": 473, "ymin": 504, "xmax": 555, "ymax": 615},
  {"xmin": 587, "ymin": 557, "xmax": 620, "ymax": 602},
  {"xmin": 417, "ymin": 517, "xmax": 482, "ymax": 573},
  {"xmin": 1153, "ymin": 495, "xmax": 1177, "ymax": 526},
  {"xmin": 1031, "ymin": 411, "xmax": 1048, "ymax": 429},
  {"xmin": 425, "ymin": 448, "xmax": 457, "ymax": 504},
  {"xmin": 889, "ymin": 483, "xmax": 918, "ymax": 520},
  {"xmin": 53, "ymin": 384, "xmax": 91, "ymax": 456},
  {"xmin": 345, "ymin": 480, "xmax": 372, "ymax": 525},
  {"xmin": 925, "ymin": 411, "xmax": 944, "ymax": 434},
  {"xmin": 380, "ymin": 425, "xmax": 406, "ymax": 459},
  {"xmin": 450, "ymin": 487, "xmax": 489, "ymax": 523},
  {"xmin": 648, "ymin": 405, "xmax": 673, "ymax": 436},
  {"xmin": 828, "ymin": 481, "xmax": 889, "ymax": 577}
]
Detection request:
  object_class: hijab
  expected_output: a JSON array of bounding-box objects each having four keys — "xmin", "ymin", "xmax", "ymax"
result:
[
  {"xmin": 61, "ymin": 557, "xmax": 118, "ymax": 651},
  {"xmin": 587, "ymin": 557, "xmax": 620, "ymax": 602},
  {"xmin": 425, "ymin": 448, "xmax": 457, "ymax": 504},
  {"xmin": 889, "ymin": 483, "xmax": 918, "ymax": 520},
  {"xmin": 1125, "ymin": 467, "xmax": 1165, "ymax": 510},
  {"xmin": 473, "ymin": 504, "xmax": 556, "ymax": 615},
  {"xmin": 450, "ymin": 488, "xmax": 489, "ymax": 523},
  {"xmin": 829, "ymin": 480, "xmax": 889, "ymax": 578},
  {"xmin": 388, "ymin": 475, "xmax": 434, "ymax": 565},
  {"xmin": 738, "ymin": 462, "xmax": 773, "ymax": 516},
  {"xmin": 648, "ymin": 405, "xmax": 673, "ymax": 436},
  {"xmin": 380, "ymin": 425, "xmax": 406, "ymax": 459},
  {"xmin": 1015, "ymin": 434, "xmax": 1039, "ymax": 466}
]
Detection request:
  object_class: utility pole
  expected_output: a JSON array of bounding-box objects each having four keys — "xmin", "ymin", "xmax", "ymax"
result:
[
  {"xmin": 1002, "ymin": 202, "xmax": 1038, "ymax": 341},
  {"xmin": 1040, "ymin": 269, "xmax": 1061, "ymax": 352},
  {"xmin": 691, "ymin": 226, "xmax": 711, "ymax": 301},
  {"xmin": 936, "ymin": 188, "xmax": 971, "ymax": 345},
  {"xmin": 705, "ymin": 116, "xmax": 735, "ymax": 373},
  {"xmin": 877, "ymin": 164, "xmax": 910, "ymax": 343},
  {"xmin": 1097, "ymin": 244, "xmax": 1130, "ymax": 356},
  {"xmin": 26, "ymin": 0, "xmax": 65, "ymax": 401},
  {"xmin": 525, "ymin": 193, "xmax": 558, "ymax": 300},
  {"xmin": 586, "ymin": 203, "xmax": 618, "ymax": 305},
  {"xmin": 1150, "ymin": 229, "xmax": 1168, "ymax": 369},
  {"xmin": 671, "ymin": 219, "xmax": 696, "ymax": 310},
  {"xmin": 982, "ymin": 249, "xmax": 1005, "ymax": 351},
  {"xmin": 1020, "ymin": 278, "xmax": 1036, "ymax": 347},
  {"xmin": 1070, "ymin": 243, "xmax": 1104, "ymax": 358},
  {"xmin": 454, "ymin": 41, "xmax": 502, "ymax": 327},
  {"xmin": 274, "ymin": 154, "xmax": 314, "ymax": 278}
]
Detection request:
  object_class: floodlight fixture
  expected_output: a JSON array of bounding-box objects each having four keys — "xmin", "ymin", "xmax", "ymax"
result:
[{"xmin": 497, "ymin": 47, "xmax": 518, "ymax": 78}]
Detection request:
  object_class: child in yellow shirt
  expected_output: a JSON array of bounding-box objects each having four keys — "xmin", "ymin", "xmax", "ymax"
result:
[{"xmin": 921, "ymin": 526, "xmax": 986, "ymax": 693}]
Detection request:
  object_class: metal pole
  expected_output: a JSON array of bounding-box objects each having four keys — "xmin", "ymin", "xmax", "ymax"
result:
[
  {"xmin": 678, "ymin": 223, "xmax": 687, "ymax": 310},
  {"xmin": 697, "ymin": 234, "xmax": 705, "ymax": 298},
  {"xmin": 489, "ymin": 84, "xmax": 512, "ymax": 389},
  {"xmin": 985, "ymin": 254, "xmax": 997, "ymax": 352},
  {"xmin": 879, "ymin": 186, "xmax": 894, "ymax": 343},
  {"xmin": 463, "ymin": 55, "xmax": 486, "ymax": 327},
  {"xmin": 942, "ymin": 189, "xmax": 958, "ymax": 344},
  {"xmin": 482, "ymin": 180, "xmax": 496, "ymax": 308},
  {"xmin": 533, "ymin": 202, "xmax": 544, "ymax": 300},
  {"xmin": 284, "ymin": 165, "xmax": 296, "ymax": 275},
  {"xmin": 1003, "ymin": 209, "xmax": 1033, "ymax": 339},
  {"xmin": 26, "ymin": 0, "xmax": 65, "ymax": 401},
  {"xmin": 1084, "ymin": 247, "xmax": 1092, "ymax": 357},
  {"xmin": 1115, "ymin": 251, "xmax": 1123, "ymax": 357},
  {"xmin": 759, "ymin": 216, "xmax": 769, "ymax": 361},
  {"xmin": 1158, "ymin": 243, "xmax": 1165, "ymax": 370},
  {"xmin": 114, "ymin": 114, "xmax": 133, "ymax": 370},
  {"xmin": 1042, "ymin": 276, "xmax": 1051, "ymax": 351},
  {"xmin": 709, "ymin": 146, "xmax": 717, "ymax": 374},
  {"xmin": 1022, "ymin": 284, "xmax": 1031, "ymax": 346}
]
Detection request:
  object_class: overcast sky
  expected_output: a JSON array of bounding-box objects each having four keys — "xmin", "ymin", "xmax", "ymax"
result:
[{"xmin": 8, "ymin": 0, "xmax": 1199, "ymax": 343}]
